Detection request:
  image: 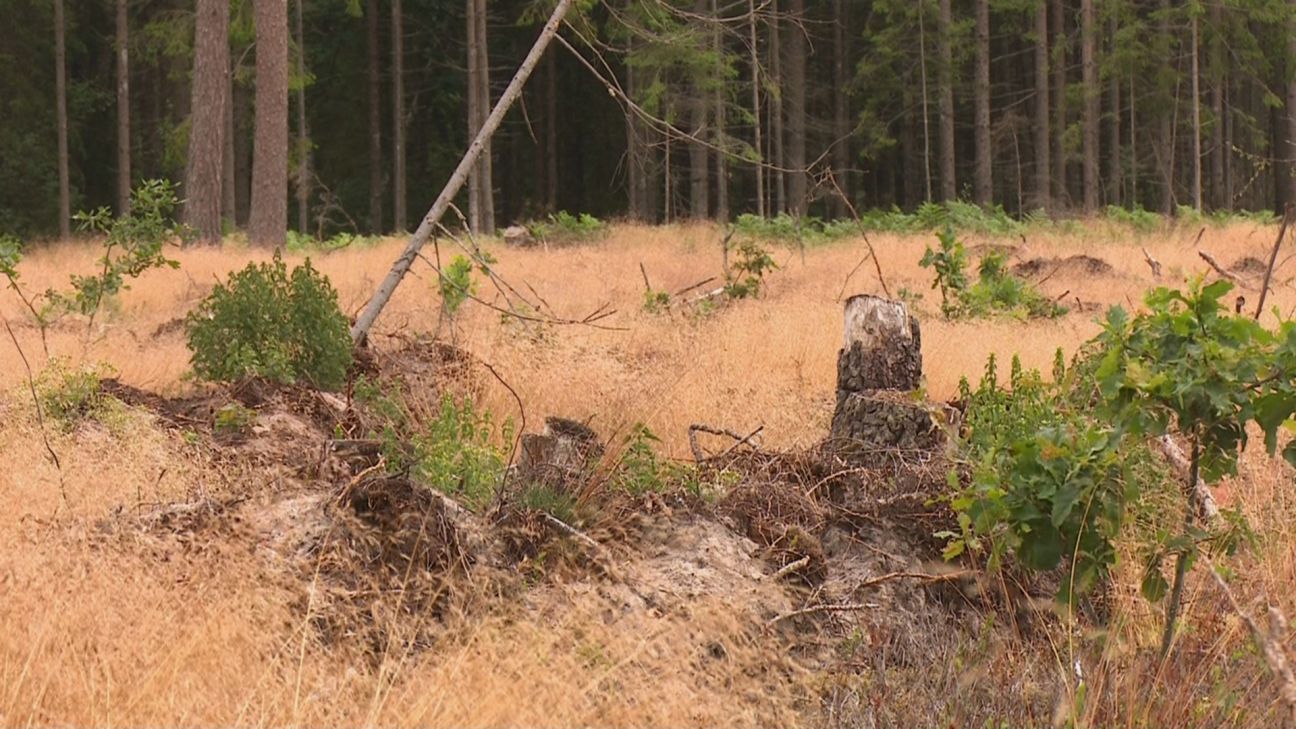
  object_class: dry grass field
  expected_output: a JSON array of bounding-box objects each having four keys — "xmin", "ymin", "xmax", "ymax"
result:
[{"xmin": 1, "ymin": 220, "xmax": 1295, "ymax": 727}]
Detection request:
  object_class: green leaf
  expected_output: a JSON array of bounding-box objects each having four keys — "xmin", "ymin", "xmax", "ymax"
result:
[
  {"xmin": 1141, "ymin": 562, "xmax": 1169, "ymax": 603},
  {"xmin": 1018, "ymin": 521, "xmax": 1064, "ymax": 571}
]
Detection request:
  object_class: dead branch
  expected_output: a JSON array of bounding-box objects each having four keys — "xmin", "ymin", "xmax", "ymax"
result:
[
  {"xmin": 687, "ymin": 423, "xmax": 763, "ymax": 463},
  {"xmin": 855, "ymin": 569, "xmax": 973, "ymax": 590},
  {"xmin": 1204, "ymin": 559, "xmax": 1296, "ymax": 726},
  {"xmin": 1256, "ymin": 202, "xmax": 1293, "ymax": 319},
  {"xmin": 1157, "ymin": 434, "xmax": 1220, "ymax": 523},
  {"xmin": 672, "ymin": 276, "xmax": 717, "ymax": 297},
  {"xmin": 1142, "ymin": 247, "xmax": 1163, "ymax": 278},
  {"xmin": 1199, "ymin": 250, "xmax": 1256, "ymax": 291},
  {"xmin": 3, "ymin": 315, "xmax": 64, "ymax": 505},
  {"xmin": 767, "ymin": 602, "xmax": 880, "ymax": 627}
]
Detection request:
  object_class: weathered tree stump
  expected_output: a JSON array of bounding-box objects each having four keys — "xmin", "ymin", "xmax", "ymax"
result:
[
  {"xmin": 835, "ymin": 294, "xmax": 923, "ymax": 399},
  {"xmin": 502, "ymin": 225, "xmax": 536, "ymax": 248},
  {"xmin": 829, "ymin": 296, "xmax": 939, "ymax": 454},
  {"xmin": 516, "ymin": 416, "xmax": 604, "ymax": 489}
]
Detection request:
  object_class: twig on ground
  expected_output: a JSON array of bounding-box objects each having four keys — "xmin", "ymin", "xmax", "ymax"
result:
[
  {"xmin": 767, "ymin": 602, "xmax": 880, "ymax": 627},
  {"xmin": 687, "ymin": 423, "xmax": 763, "ymax": 463},
  {"xmin": 672, "ymin": 276, "xmax": 716, "ymax": 297},
  {"xmin": 771, "ymin": 555, "xmax": 811, "ymax": 581}
]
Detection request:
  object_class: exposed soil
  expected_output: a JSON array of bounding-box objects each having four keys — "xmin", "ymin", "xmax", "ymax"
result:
[{"xmin": 1013, "ymin": 254, "xmax": 1116, "ymax": 279}]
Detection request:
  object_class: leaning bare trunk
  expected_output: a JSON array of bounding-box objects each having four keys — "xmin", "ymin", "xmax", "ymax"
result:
[{"xmin": 351, "ymin": 0, "xmax": 577, "ymax": 343}]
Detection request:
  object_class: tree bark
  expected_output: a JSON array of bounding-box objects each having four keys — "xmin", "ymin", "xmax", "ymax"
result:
[
  {"xmin": 391, "ymin": 0, "xmax": 407, "ymax": 230},
  {"xmin": 1286, "ymin": 0, "xmax": 1296, "ymax": 204},
  {"xmin": 769, "ymin": 0, "xmax": 785, "ymax": 213},
  {"xmin": 1158, "ymin": 0, "xmax": 1174, "ymax": 214},
  {"xmin": 1209, "ymin": 1, "xmax": 1224, "ymax": 210},
  {"xmin": 54, "ymin": 0, "xmax": 71, "ymax": 238},
  {"xmin": 351, "ymin": 0, "xmax": 577, "ymax": 342},
  {"xmin": 366, "ymin": 0, "xmax": 384, "ymax": 232},
  {"xmin": 831, "ymin": 0, "xmax": 850, "ymax": 218},
  {"xmin": 713, "ymin": 0, "xmax": 729, "ymax": 221},
  {"xmin": 222, "ymin": 63, "xmax": 236, "ymax": 223},
  {"xmin": 1033, "ymin": 1, "xmax": 1050, "ymax": 211},
  {"xmin": 184, "ymin": 0, "xmax": 230, "ymax": 244},
  {"xmin": 249, "ymin": 0, "xmax": 289, "ymax": 248},
  {"xmin": 294, "ymin": 0, "xmax": 310, "ymax": 234},
  {"xmin": 115, "ymin": 0, "xmax": 131, "ymax": 215},
  {"xmin": 937, "ymin": 0, "xmax": 957, "ymax": 201},
  {"xmin": 1190, "ymin": 10, "xmax": 1202, "ymax": 211},
  {"xmin": 688, "ymin": 0, "xmax": 710, "ymax": 219},
  {"xmin": 973, "ymin": 0, "xmax": 992, "ymax": 206},
  {"xmin": 466, "ymin": 0, "xmax": 481, "ymax": 230},
  {"xmin": 1051, "ymin": 0, "xmax": 1067, "ymax": 206},
  {"xmin": 748, "ymin": 0, "xmax": 765, "ymax": 217},
  {"xmin": 1106, "ymin": 13, "xmax": 1121, "ymax": 207},
  {"xmin": 472, "ymin": 0, "xmax": 494, "ymax": 232},
  {"xmin": 1080, "ymin": 0, "xmax": 1099, "ymax": 211},
  {"xmin": 786, "ymin": 0, "xmax": 807, "ymax": 215}
]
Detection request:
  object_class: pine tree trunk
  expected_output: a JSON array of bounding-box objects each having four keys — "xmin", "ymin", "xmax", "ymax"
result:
[
  {"xmin": 1080, "ymin": 0, "xmax": 1099, "ymax": 211},
  {"xmin": 222, "ymin": 66, "xmax": 236, "ymax": 223},
  {"xmin": 973, "ymin": 0, "xmax": 992, "ymax": 206},
  {"xmin": 937, "ymin": 0, "xmax": 956, "ymax": 202},
  {"xmin": 1158, "ymin": 0, "xmax": 1174, "ymax": 214},
  {"xmin": 831, "ymin": 0, "xmax": 850, "ymax": 218},
  {"xmin": 1033, "ymin": 1, "xmax": 1050, "ymax": 211},
  {"xmin": 786, "ymin": 0, "xmax": 807, "ymax": 216},
  {"xmin": 713, "ymin": 0, "xmax": 729, "ymax": 222},
  {"xmin": 1107, "ymin": 16, "xmax": 1121, "ymax": 207},
  {"xmin": 748, "ymin": 0, "xmax": 765, "ymax": 217},
  {"xmin": 466, "ymin": 0, "xmax": 481, "ymax": 231},
  {"xmin": 545, "ymin": 52, "xmax": 558, "ymax": 213},
  {"xmin": 391, "ymin": 0, "xmax": 407, "ymax": 230},
  {"xmin": 234, "ymin": 81, "xmax": 251, "ymax": 225},
  {"xmin": 688, "ymin": 0, "xmax": 709, "ymax": 219},
  {"xmin": 1209, "ymin": 2, "xmax": 1224, "ymax": 210},
  {"xmin": 115, "ymin": 0, "xmax": 131, "ymax": 215},
  {"xmin": 249, "ymin": 0, "xmax": 289, "ymax": 248},
  {"xmin": 1285, "ymin": 0, "xmax": 1295, "ymax": 204},
  {"xmin": 183, "ymin": 0, "xmax": 229, "ymax": 244},
  {"xmin": 918, "ymin": 0, "xmax": 933, "ymax": 202},
  {"xmin": 474, "ymin": 0, "xmax": 494, "ymax": 231},
  {"xmin": 770, "ymin": 3, "xmax": 785, "ymax": 214},
  {"xmin": 366, "ymin": 0, "xmax": 383, "ymax": 232},
  {"xmin": 294, "ymin": 0, "xmax": 310, "ymax": 234},
  {"xmin": 1190, "ymin": 11, "xmax": 1202, "ymax": 211},
  {"xmin": 54, "ymin": 0, "xmax": 71, "ymax": 238},
  {"xmin": 1051, "ymin": 0, "xmax": 1067, "ymax": 206},
  {"xmin": 1223, "ymin": 85, "xmax": 1234, "ymax": 208}
]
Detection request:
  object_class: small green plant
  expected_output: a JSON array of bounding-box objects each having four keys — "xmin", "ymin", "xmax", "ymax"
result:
[
  {"xmin": 407, "ymin": 395, "xmax": 511, "ymax": 510},
  {"xmin": 525, "ymin": 211, "xmax": 607, "ymax": 244},
  {"xmin": 919, "ymin": 227, "xmax": 969, "ymax": 316},
  {"xmin": 185, "ymin": 252, "xmax": 353, "ymax": 390},
  {"xmin": 724, "ymin": 240, "xmax": 778, "ymax": 299},
  {"xmin": 285, "ymin": 230, "xmax": 378, "ymax": 252},
  {"xmin": 519, "ymin": 483, "xmax": 579, "ymax": 524},
  {"xmin": 642, "ymin": 287, "xmax": 671, "ymax": 314},
  {"xmin": 35, "ymin": 359, "xmax": 120, "ymax": 431},
  {"xmin": 213, "ymin": 402, "xmax": 257, "ymax": 437}
]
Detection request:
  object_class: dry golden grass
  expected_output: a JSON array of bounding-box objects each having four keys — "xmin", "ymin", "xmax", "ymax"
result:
[{"xmin": 2, "ymin": 221, "xmax": 1295, "ymax": 727}]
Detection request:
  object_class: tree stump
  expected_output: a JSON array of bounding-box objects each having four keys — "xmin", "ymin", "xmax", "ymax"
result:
[
  {"xmin": 516, "ymin": 416, "xmax": 604, "ymax": 490},
  {"xmin": 503, "ymin": 225, "xmax": 536, "ymax": 248},
  {"xmin": 829, "ymin": 296, "xmax": 939, "ymax": 454}
]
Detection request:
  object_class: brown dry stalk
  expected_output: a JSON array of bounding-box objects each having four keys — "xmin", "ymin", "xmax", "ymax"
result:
[{"xmin": 1204, "ymin": 559, "xmax": 1296, "ymax": 726}]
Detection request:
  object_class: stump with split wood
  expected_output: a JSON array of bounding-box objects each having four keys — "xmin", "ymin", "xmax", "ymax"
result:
[
  {"xmin": 829, "ymin": 295, "xmax": 940, "ymax": 455},
  {"xmin": 515, "ymin": 416, "xmax": 604, "ymax": 490}
]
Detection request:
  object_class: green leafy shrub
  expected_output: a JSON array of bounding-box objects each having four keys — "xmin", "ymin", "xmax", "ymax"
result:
[
  {"xmin": 1104, "ymin": 205, "xmax": 1163, "ymax": 233},
  {"xmin": 519, "ymin": 483, "xmax": 579, "ymax": 523},
  {"xmin": 185, "ymin": 252, "xmax": 353, "ymax": 390},
  {"xmin": 921, "ymin": 228, "xmax": 1062, "ymax": 320},
  {"xmin": 724, "ymin": 240, "xmax": 778, "ymax": 299},
  {"xmin": 285, "ymin": 231, "xmax": 380, "ymax": 252},
  {"xmin": 642, "ymin": 288, "xmax": 671, "ymax": 314},
  {"xmin": 525, "ymin": 211, "xmax": 607, "ymax": 244},
  {"xmin": 213, "ymin": 402, "xmax": 257, "ymax": 437},
  {"xmin": 407, "ymin": 395, "xmax": 511, "ymax": 510},
  {"xmin": 35, "ymin": 359, "xmax": 121, "ymax": 431}
]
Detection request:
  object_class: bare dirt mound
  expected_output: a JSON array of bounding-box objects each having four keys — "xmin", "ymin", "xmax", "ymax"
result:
[
  {"xmin": 1232, "ymin": 255, "xmax": 1268, "ymax": 276},
  {"xmin": 1013, "ymin": 254, "xmax": 1115, "ymax": 279}
]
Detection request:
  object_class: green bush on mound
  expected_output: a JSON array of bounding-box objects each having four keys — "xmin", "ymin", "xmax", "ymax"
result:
[{"xmin": 185, "ymin": 252, "xmax": 352, "ymax": 390}]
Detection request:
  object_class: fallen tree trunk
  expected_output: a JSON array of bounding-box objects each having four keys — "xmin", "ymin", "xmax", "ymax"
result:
[{"xmin": 350, "ymin": 0, "xmax": 577, "ymax": 343}]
